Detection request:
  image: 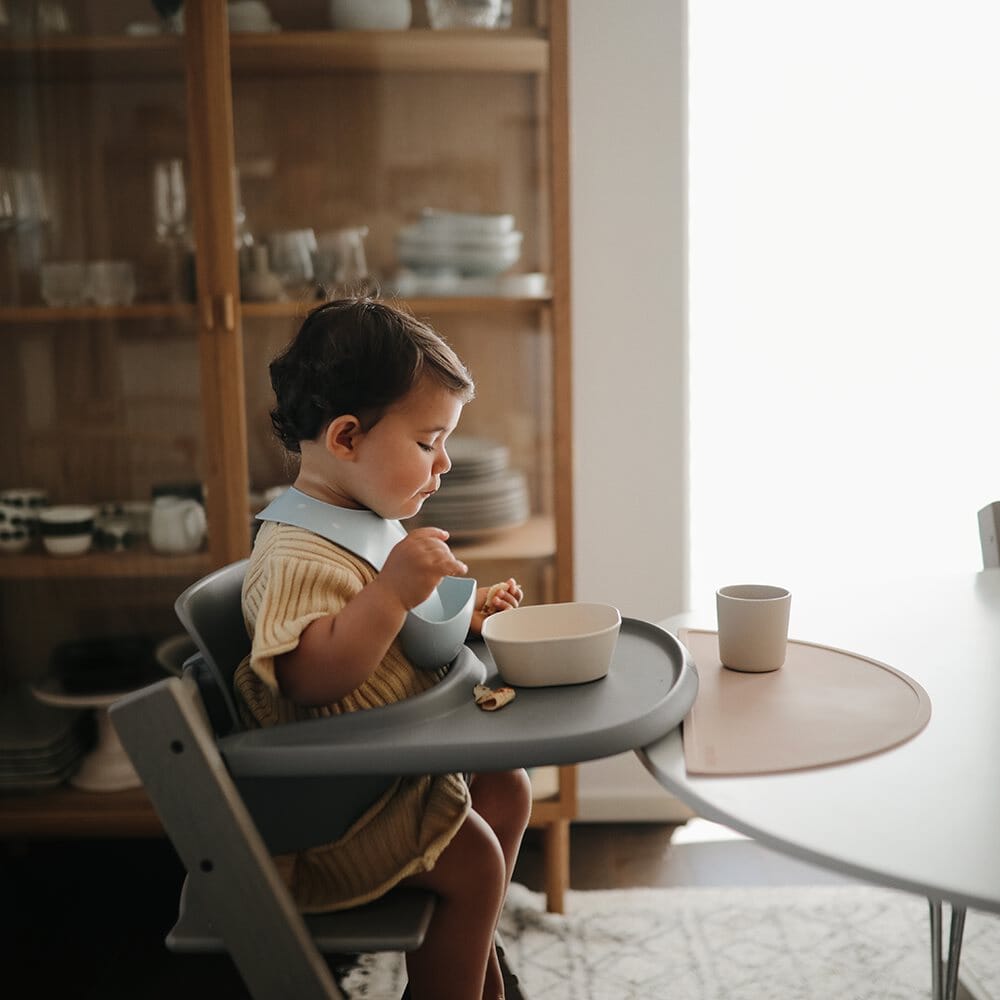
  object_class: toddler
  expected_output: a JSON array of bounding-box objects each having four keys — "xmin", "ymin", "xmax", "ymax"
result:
[{"xmin": 235, "ymin": 297, "xmax": 532, "ymax": 1000}]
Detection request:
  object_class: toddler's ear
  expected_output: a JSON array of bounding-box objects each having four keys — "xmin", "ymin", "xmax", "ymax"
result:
[{"xmin": 325, "ymin": 415, "xmax": 363, "ymax": 458}]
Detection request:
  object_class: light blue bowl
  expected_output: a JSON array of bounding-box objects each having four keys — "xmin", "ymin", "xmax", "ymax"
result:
[{"xmin": 400, "ymin": 576, "xmax": 477, "ymax": 670}]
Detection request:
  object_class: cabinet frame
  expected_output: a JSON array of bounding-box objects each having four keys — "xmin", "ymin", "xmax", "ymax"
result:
[{"xmin": 1, "ymin": 0, "xmax": 576, "ymax": 914}]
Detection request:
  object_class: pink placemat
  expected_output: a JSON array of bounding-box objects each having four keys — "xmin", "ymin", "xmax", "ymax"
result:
[{"xmin": 679, "ymin": 628, "xmax": 932, "ymax": 776}]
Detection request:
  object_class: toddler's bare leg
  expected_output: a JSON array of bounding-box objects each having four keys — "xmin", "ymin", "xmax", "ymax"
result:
[
  {"xmin": 470, "ymin": 769, "xmax": 533, "ymax": 886},
  {"xmin": 400, "ymin": 809, "xmax": 507, "ymax": 1000},
  {"xmin": 470, "ymin": 769, "xmax": 533, "ymax": 998}
]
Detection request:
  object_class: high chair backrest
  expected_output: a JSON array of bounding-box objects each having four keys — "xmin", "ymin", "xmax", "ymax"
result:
[
  {"xmin": 172, "ymin": 558, "xmax": 398, "ymax": 855},
  {"xmin": 174, "ymin": 558, "xmax": 250, "ymax": 736}
]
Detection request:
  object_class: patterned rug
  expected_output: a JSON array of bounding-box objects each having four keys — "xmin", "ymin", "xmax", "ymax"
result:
[{"xmin": 339, "ymin": 882, "xmax": 1000, "ymax": 999}]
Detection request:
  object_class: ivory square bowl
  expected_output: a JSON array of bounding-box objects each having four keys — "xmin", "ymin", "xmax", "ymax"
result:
[{"xmin": 482, "ymin": 602, "xmax": 622, "ymax": 687}]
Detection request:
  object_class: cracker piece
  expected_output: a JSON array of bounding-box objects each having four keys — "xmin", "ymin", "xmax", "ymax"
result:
[{"xmin": 473, "ymin": 683, "xmax": 516, "ymax": 712}]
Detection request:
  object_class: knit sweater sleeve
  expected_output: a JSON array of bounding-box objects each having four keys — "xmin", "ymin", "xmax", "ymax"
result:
[{"xmin": 244, "ymin": 533, "xmax": 366, "ymax": 692}]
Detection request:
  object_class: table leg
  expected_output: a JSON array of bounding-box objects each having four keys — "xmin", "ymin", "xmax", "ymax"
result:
[
  {"xmin": 927, "ymin": 898, "xmax": 968, "ymax": 1000},
  {"xmin": 929, "ymin": 900, "xmax": 944, "ymax": 1000},
  {"xmin": 945, "ymin": 907, "xmax": 966, "ymax": 1000}
]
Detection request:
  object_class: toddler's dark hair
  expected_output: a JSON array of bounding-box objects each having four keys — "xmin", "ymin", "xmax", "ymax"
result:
[{"xmin": 269, "ymin": 297, "xmax": 475, "ymax": 453}]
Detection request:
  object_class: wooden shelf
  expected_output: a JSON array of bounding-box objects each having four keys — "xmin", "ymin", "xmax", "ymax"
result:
[
  {"xmin": 0, "ymin": 296, "xmax": 549, "ymax": 327},
  {"xmin": 0, "ymin": 785, "xmax": 162, "ymax": 839},
  {"xmin": 0, "ymin": 29, "xmax": 547, "ymax": 83},
  {"xmin": 449, "ymin": 516, "xmax": 555, "ymax": 562},
  {"xmin": 231, "ymin": 30, "xmax": 548, "ymax": 75},
  {"xmin": 241, "ymin": 294, "xmax": 552, "ymax": 321},
  {"xmin": 0, "ymin": 303, "xmax": 196, "ymax": 325},
  {"xmin": 0, "ymin": 522, "xmax": 552, "ymax": 582},
  {"xmin": 0, "ymin": 35, "xmax": 184, "ymax": 81},
  {"xmin": 0, "ymin": 549, "xmax": 212, "ymax": 581}
]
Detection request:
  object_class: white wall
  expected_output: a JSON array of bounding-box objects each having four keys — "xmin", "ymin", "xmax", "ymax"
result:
[{"xmin": 569, "ymin": 1, "xmax": 690, "ymax": 820}]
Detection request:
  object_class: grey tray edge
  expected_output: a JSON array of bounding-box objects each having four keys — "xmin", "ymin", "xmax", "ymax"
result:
[{"xmin": 220, "ymin": 617, "xmax": 699, "ymax": 777}]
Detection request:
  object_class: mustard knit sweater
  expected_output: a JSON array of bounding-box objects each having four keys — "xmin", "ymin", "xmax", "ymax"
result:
[{"xmin": 234, "ymin": 521, "xmax": 470, "ymax": 913}]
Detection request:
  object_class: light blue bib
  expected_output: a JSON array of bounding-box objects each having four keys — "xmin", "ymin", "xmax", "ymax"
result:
[{"xmin": 256, "ymin": 488, "xmax": 475, "ymax": 669}]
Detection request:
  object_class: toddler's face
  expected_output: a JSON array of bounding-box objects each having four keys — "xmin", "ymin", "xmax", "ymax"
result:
[{"xmin": 349, "ymin": 377, "xmax": 463, "ymax": 520}]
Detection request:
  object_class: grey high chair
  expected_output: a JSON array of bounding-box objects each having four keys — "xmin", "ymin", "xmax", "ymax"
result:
[{"xmin": 110, "ymin": 559, "xmax": 698, "ymax": 1000}]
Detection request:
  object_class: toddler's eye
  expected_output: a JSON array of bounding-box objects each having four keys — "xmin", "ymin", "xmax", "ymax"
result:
[{"xmin": 418, "ymin": 442, "xmax": 434, "ymax": 453}]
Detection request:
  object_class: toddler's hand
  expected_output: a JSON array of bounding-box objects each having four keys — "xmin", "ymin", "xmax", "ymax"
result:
[
  {"xmin": 470, "ymin": 577, "xmax": 523, "ymax": 635},
  {"xmin": 379, "ymin": 527, "xmax": 468, "ymax": 612}
]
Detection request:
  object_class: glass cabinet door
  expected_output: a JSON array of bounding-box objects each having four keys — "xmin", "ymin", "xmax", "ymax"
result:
[
  {"xmin": 0, "ymin": 0, "xmax": 572, "ymax": 837},
  {"xmin": 226, "ymin": 0, "xmax": 570, "ymax": 606},
  {"xmin": 0, "ymin": 2, "xmax": 247, "ymax": 721}
]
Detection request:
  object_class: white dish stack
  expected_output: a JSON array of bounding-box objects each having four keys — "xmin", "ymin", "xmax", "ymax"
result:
[
  {"xmin": 415, "ymin": 436, "xmax": 529, "ymax": 539},
  {"xmin": 397, "ymin": 209, "xmax": 522, "ymax": 275},
  {"xmin": 0, "ymin": 685, "xmax": 90, "ymax": 791}
]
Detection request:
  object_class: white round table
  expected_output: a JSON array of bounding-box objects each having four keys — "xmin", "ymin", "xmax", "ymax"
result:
[{"xmin": 639, "ymin": 569, "xmax": 1000, "ymax": 1000}]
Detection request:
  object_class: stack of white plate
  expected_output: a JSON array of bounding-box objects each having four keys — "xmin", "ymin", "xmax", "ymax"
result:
[
  {"xmin": 396, "ymin": 209, "xmax": 523, "ymax": 276},
  {"xmin": 416, "ymin": 436, "xmax": 529, "ymax": 539},
  {"xmin": 0, "ymin": 685, "xmax": 90, "ymax": 791}
]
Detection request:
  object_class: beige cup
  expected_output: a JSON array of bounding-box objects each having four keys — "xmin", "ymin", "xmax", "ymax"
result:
[{"xmin": 716, "ymin": 584, "xmax": 791, "ymax": 673}]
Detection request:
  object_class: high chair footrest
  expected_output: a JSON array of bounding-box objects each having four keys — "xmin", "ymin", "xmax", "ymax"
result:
[{"xmin": 168, "ymin": 881, "xmax": 436, "ymax": 955}]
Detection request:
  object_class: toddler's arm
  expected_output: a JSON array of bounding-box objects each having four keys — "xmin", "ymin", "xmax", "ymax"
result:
[{"xmin": 274, "ymin": 527, "xmax": 467, "ymax": 706}]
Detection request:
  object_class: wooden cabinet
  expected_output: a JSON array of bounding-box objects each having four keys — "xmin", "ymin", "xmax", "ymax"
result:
[{"xmin": 0, "ymin": 0, "xmax": 574, "ymax": 911}]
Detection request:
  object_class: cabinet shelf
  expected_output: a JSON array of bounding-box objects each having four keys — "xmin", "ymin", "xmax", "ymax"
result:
[
  {"xmin": 232, "ymin": 29, "xmax": 548, "ymax": 76},
  {"xmin": 0, "ymin": 549, "xmax": 212, "ymax": 581},
  {"xmin": 0, "ymin": 304, "xmax": 196, "ymax": 325},
  {"xmin": 0, "ymin": 34, "xmax": 183, "ymax": 81},
  {"xmin": 241, "ymin": 294, "xmax": 551, "ymax": 321},
  {"xmin": 0, "ymin": 295, "xmax": 551, "ymax": 327},
  {"xmin": 0, "ymin": 520, "xmax": 553, "ymax": 582},
  {"xmin": 0, "ymin": 29, "xmax": 547, "ymax": 83},
  {"xmin": 0, "ymin": 785, "xmax": 162, "ymax": 839},
  {"xmin": 448, "ymin": 516, "xmax": 555, "ymax": 562}
]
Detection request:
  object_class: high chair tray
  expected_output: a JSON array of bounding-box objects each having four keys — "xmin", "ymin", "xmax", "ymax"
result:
[{"xmin": 218, "ymin": 617, "xmax": 697, "ymax": 776}]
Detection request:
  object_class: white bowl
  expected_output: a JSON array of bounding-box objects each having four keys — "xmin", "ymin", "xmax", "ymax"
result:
[
  {"xmin": 482, "ymin": 602, "xmax": 622, "ymax": 687},
  {"xmin": 419, "ymin": 209, "xmax": 516, "ymax": 237},
  {"xmin": 396, "ymin": 238, "xmax": 522, "ymax": 276},
  {"xmin": 39, "ymin": 505, "xmax": 96, "ymax": 557}
]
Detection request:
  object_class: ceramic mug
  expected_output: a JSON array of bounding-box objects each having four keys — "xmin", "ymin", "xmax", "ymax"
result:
[
  {"xmin": 716, "ymin": 584, "xmax": 791, "ymax": 673},
  {"xmin": 150, "ymin": 497, "xmax": 206, "ymax": 555},
  {"xmin": 0, "ymin": 502, "xmax": 32, "ymax": 554}
]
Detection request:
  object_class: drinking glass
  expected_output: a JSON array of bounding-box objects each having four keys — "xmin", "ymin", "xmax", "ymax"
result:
[
  {"xmin": 87, "ymin": 260, "xmax": 136, "ymax": 307},
  {"xmin": 153, "ymin": 158, "xmax": 188, "ymax": 242},
  {"xmin": 40, "ymin": 261, "xmax": 87, "ymax": 307},
  {"xmin": 267, "ymin": 229, "xmax": 317, "ymax": 294},
  {"xmin": 427, "ymin": 0, "xmax": 502, "ymax": 29}
]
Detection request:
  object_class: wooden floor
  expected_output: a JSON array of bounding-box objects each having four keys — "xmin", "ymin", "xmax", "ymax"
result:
[
  {"xmin": 515, "ymin": 818, "xmax": 859, "ymax": 893},
  {"xmin": 0, "ymin": 821, "xmax": 859, "ymax": 998}
]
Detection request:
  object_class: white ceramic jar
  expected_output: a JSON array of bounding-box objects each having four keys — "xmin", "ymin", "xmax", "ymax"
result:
[{"xmin": 150, "ymin": 497, "xmax": 207, "ymax": 555}]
